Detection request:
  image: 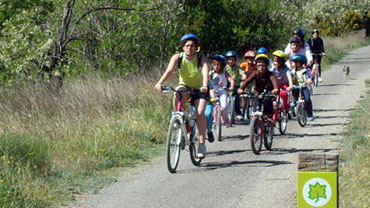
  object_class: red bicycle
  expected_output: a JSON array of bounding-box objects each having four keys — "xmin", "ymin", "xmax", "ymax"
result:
[
  {"xmin": 249, "ymin": 90, "xmax": 275, "ymax": 155},
  {"xmin": 272, "ymin": 88, "xmax": 289, "ymax": 135}
]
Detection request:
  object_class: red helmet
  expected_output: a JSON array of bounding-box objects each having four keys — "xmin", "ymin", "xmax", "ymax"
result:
[{"xmin": 244, "ymin": 50, "xmax": 256, "ymax": 58}]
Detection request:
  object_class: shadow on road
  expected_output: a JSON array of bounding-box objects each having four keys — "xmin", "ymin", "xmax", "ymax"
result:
[
  {"xmin": 312, "ymin": 93, "xmax": 339, "ymax": 96},
  {"xmin": 270, "ymin": 147, "xmax": 336, "ymax": 155},
  {"xmin": 199, "ymin": 159, "xmax": 294, "ymax": 171},
  {"xmin": 220, "ymin": 134, "xmax": 249, "ymax": 141},
  {"xmin": 319, "ymin": 83, "xmax": 354, "ymax": 87},
  {"xmin": 207, "ymin": 149, "xmax": 249, "ymax": 157},
  {"xmin": 274, "ymin": 132, "xmax": 339, "ymax": 139},
  {"xmin": 306, "ymin": 122, "xmax": 349, "ymax": 127},
  {"xmin": 313, "ymin": 115, "xmax": 348, "ymax": 119},
  {"xmin": 314, "ymin": 108, "xmax": 354, "ymax": 112}
]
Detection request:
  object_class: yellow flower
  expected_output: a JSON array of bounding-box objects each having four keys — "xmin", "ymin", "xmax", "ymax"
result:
[
  {"xmin": 111, "ymin": 133, "xmax": 117, "ymax": 137},
  {"xmin": 83, "ymin": 151, "xmax": 88, "ymax": 155},
  {"xmin": 0, "ymin": 179, "xmax": 4, "ymax": 183},
  {"xmin": 1, "ymin": 156, "xmax": 5, "ymax": 161},
  {"xmin": 7, "ymin": 160, "xmax": 11, "ymax": 164},
  {"xmin": 34, "ymin": 165, "xmax": 38, "ymax": 169}
]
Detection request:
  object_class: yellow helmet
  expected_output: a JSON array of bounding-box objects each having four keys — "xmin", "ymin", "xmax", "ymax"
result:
[
  {"xmin": 255, "ymin": 54, "xmax": 269, "ymax": 62},
  {"xmin": 272, "ymin": 50, "xmax": 288, "ymax": 61}
]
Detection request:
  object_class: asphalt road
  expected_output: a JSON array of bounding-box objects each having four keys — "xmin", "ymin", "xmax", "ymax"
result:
[{"xmin": 72, "ymin": 45, "xmax": 370, "ymax": 208}]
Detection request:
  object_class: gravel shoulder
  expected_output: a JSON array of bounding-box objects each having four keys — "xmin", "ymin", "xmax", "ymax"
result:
[{"xmin": 71, "ymin": 45, "xmax": 370, "ymax": 208}]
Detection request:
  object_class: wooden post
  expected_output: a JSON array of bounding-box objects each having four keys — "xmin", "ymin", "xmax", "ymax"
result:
[{"xmin": 297, "ymin": 153, "xmax": 338, "ymax": 208}]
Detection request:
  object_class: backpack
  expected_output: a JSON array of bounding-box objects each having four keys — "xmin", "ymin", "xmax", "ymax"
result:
[{"xmin": 177, "ymin": 52, "xmax": 203, "ymax": 70}]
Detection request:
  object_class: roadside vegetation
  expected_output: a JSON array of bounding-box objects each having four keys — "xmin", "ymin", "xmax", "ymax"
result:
[{"xmin": 339, "ymin": 80, "xmax": 370, "ymax": 208}]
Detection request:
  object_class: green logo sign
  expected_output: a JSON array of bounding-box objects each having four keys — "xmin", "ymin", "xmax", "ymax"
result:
[{"xmin": 298, "ymin": 172, "xmax": 337, "ymax": 207}]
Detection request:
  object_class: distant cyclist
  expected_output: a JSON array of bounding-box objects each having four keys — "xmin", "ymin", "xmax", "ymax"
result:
[
  {"xmin": 290, "ymin": 54, "xmax": 314, "ymax": 121},
  {"xmin": 154, "ymin": 33, "xmax": 209, "ymax": 158},
  {"xmin": 209, "ymin": 54, "xmax": 235, "ymax": 127},
  {"xmin": 238, "ymin": 54, "xmax": 278, "ymax": 122},
  {"xmin": 285, "ymin": 28, "xmax": 313, "ymax": 67},
  {"xmin": 225, "ymin": 50, "xmax": 244, "ymax": 121},
  {"xmin": 285, "ymin": 37, "xmax": 312, "ymax": 70},
  {"xmin": 270, "ymin": 50, "xmax": 293, "ymax": 113},
  {"xmin": 308, "ymin": 29, "xmax": 326, "ymax": 82}
]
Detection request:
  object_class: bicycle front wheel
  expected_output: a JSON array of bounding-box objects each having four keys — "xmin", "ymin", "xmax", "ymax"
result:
[
  {"xmin": 264, "ymin": 122, "xmax": 274, "ymax": 150},
  {"xmin": 297, "ymin": 103, "xmax": 307, "ymax": 127},
  {"xmin": 279, "ymin": 110, "xmax": 288, "ymax": 135},
  {"xmin": 213, "ymin": 108, "xmax": 222, "ymax": 141},
  {"xmin": 250, "ymin": 117, "xmax": 263, "ymax": 155},
  {"xmin": 166, "ymin": 115, "xmax": 183, "ymax": 173},
  {"xmin": 189, "ymin": 125, "xmax": 202, "ymax": 166},
  {"xmin": 229, "ymin": 96, "xmax": 236, "ymax": 124}
]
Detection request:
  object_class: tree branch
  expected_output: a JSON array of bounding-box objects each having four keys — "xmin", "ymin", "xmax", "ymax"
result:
[{"xmin": 71, "ymin": 5, "xmax": 163, "ymax": 35}]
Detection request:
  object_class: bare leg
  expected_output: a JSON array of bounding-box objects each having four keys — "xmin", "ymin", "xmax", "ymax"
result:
[{"xmin": 194, "ymin": 98, "xmax": 207, "ymax": 144}]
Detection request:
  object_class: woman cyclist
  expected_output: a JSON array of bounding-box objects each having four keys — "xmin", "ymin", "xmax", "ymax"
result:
[
  {"xmin": 285, "ymin": 37, "xmax": 312, "ymax": 70},
  {"xmin": 154, "ymin": 33, "xmax": 209, "ymax": 158},
  {"xmin": 238, "ymin": 54, "xmax": 278, "ymax": 122},
  {"xmin": 270, "ymin": 50, "xmax": 293, "ymax": 114}
]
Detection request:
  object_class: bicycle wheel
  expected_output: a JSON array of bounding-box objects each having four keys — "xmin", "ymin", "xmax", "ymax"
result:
[
  {"xmin": 314, "ymin": 71, "xmax": 319, "ymax": 87},
  {"xmin": 279, "ymin": 109, "xmax": 288, "ymax": 135},
  {"xmin": 263, "ymin": 122, "xmax": 274, "ymax": 150},
  {"xmin": 297, "ymin": 103, "xmax": 307, "ymax": 127},
  {"xmin": 229, "ymin": 96, "xmax": 236, "ymax": 124},
  {"xmin": 189, "ymin": 124, "xmax": 202, "ymax": 166},
  {"xmin": 213, "ymin": 107, "xmax": 222, "ymax": 141},
  {"xmin": 166, "ymin": 115, "xmax": 183, "ymax": 173},
  {"xmin": 250, "ymin": 117, "xmax": 263, "ymax": 155}
]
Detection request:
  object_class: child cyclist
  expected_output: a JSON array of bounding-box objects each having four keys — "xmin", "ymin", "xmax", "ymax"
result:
[
  {"xmin": 238, "ymin": 54, "xmax": 278, "ymax": 121},
  {"xmin": 209, "ymin": 54, "xmax": 235, "ymax": 127},
  {"xmin": 154, "ymin": 33, "xmax": 209, "ymax": 158},
  {"xmin": 290, "ymin": 54, "xmax": 314, "ymax": 121},
  {"xmin": 225, "ymin": 50, "xmax": 244, "ymax": 120},
  {"xmin": 270, "ymin": 50, "xmax": 293, "ymax": 114},
  {"xmin": 240, "ymin": 50, "xmax": 257, "ymax": 74}
]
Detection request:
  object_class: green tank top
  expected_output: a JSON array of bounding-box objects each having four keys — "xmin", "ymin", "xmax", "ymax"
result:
[{"xmin": 178, "ymin": 52, "xmax": 202, "ymax": 88}]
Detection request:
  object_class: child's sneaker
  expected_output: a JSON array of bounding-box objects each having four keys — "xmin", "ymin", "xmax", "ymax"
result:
[
  {"xmin": 307, "ymin": 116, "xmax": 315, "ymax": 121},
  {"xmin": 197, "ymin": 143, "xmax": 207, "ymax": 159},
  {"xmin": 236, "ymin": 114, "xmax": 243, "ymax": 121},
  {"xmin": 207, "ymin": 131, "xmax": 215, "ymax": 143}
]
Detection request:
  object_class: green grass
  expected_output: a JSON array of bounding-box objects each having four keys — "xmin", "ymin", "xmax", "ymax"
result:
[
  {"xmin": 321, "ymin": 31, "xmax": 370, "ymax": 71},
  {"xmin": 339, "ymin": 80, "xmax": 370, "ymax": 208}
]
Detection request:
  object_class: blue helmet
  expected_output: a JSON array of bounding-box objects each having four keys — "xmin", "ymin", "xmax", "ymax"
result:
[
  {"xmin": 225, "ymin": 50, "xmax": 237, "ymax": 58},
  {"xmin": 181, "ymin": 33, "xmax": 199, "ymax": 43},
  {"xmin": 290, "ymin": 54, "xmax": 307, "ymax": 64},
  {"xmin": 257, "ymin": 47, "xmax": 268, "ymax": 54},
  {"xmin": 211, "ymin": 54, "xmax": 226, "ymax": 65}
]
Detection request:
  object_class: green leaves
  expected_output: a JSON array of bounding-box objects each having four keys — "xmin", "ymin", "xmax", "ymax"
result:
[{"xmin": 308, "ymin": 182, "xmax": 327, "ymax": 203}]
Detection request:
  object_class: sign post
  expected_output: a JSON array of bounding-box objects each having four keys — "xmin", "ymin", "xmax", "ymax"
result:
[{"xmin": 297, "ymin": 153, "xmax": 338, "ymax": 208}]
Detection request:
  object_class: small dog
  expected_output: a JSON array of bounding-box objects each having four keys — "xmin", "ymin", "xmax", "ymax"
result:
[{"xmin": 343, "ymin": 65, "xmax": 350, "ymax": 79}]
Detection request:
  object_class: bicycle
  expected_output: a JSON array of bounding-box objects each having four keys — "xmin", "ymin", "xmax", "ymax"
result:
[
  {"xmin": 228, "ymin": 89, "xmax": 236, "ymax": 124},
  {"xmin": 240, "ymin": 90, "xmax": 255, "ymax": 121},
  {"xmin": 211, "ymin": 97, "xmax": 222, "ymax": 141},
  {"xmin": 161, "ymin": 86, "xmax": 203, "ymax": 173},
  {"xmin": 272, "ymin": 89, "xmax": 288, "ymax": 135},
  {"xmin": 249, "ymin": 90, "xmax": 275, "ymax": 155},
  {"xmin": 311, "ymin": 53, "xmax": 322, "ymax": 87},
  {"xmin": 293, "ymin": 85, "xmax": 307, "ymax": 127}
]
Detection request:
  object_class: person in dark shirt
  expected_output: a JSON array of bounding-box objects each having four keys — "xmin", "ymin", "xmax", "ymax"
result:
[
  {"xmin": 238, "ymin": 54, "xmax": 278, "ymax": 119},
  {"xmin": 308, "ymin": 29, "xmax": 326, "ymax": 81}
]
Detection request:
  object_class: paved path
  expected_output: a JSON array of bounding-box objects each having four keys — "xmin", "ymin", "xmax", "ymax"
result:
[{"xmin": 72, "ymin": 45, "xmax": 370, "ymax": 208}]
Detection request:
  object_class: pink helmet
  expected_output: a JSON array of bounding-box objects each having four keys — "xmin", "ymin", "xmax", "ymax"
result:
[{"xmin": 244, "ymin": 50, "xmax": 256, "ymax": 58}]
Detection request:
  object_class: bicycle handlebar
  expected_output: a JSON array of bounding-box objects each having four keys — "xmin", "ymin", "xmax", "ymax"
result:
[{"xmin": 161, "ymin": 85, "xmax": 202, "ymax": 94}]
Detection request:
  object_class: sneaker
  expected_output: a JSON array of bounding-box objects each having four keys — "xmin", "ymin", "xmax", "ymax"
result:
[
  {"xmin": 318, "ymin": 77, "xmax": 323, "ymax": 82},
  {"xmin": 207, "ymin": 131, "xmax": 215, "ymax": 143},
  {"xmin": 307, "ymin": 117, "xmax": 314, "ymax": 121},
  {"xmin": 197, "ymin": 143, "xmax": 207, "ymax": 158},
  {"xmin": 236, "ymin": 115, "xmax": 243, "ymax": 121}
]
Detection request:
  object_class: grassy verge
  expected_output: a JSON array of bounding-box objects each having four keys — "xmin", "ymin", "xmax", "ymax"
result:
[
  {"xmin": 0, "ymin": 73, "xmax": 172, "ymax": 207},
  {"xmin": 339, "ymin": 80, "xmax": 370, "ymax": 207},
  {"xmin": 321, "ymin": 30, "xmax": 370, "ymax": 71}
]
